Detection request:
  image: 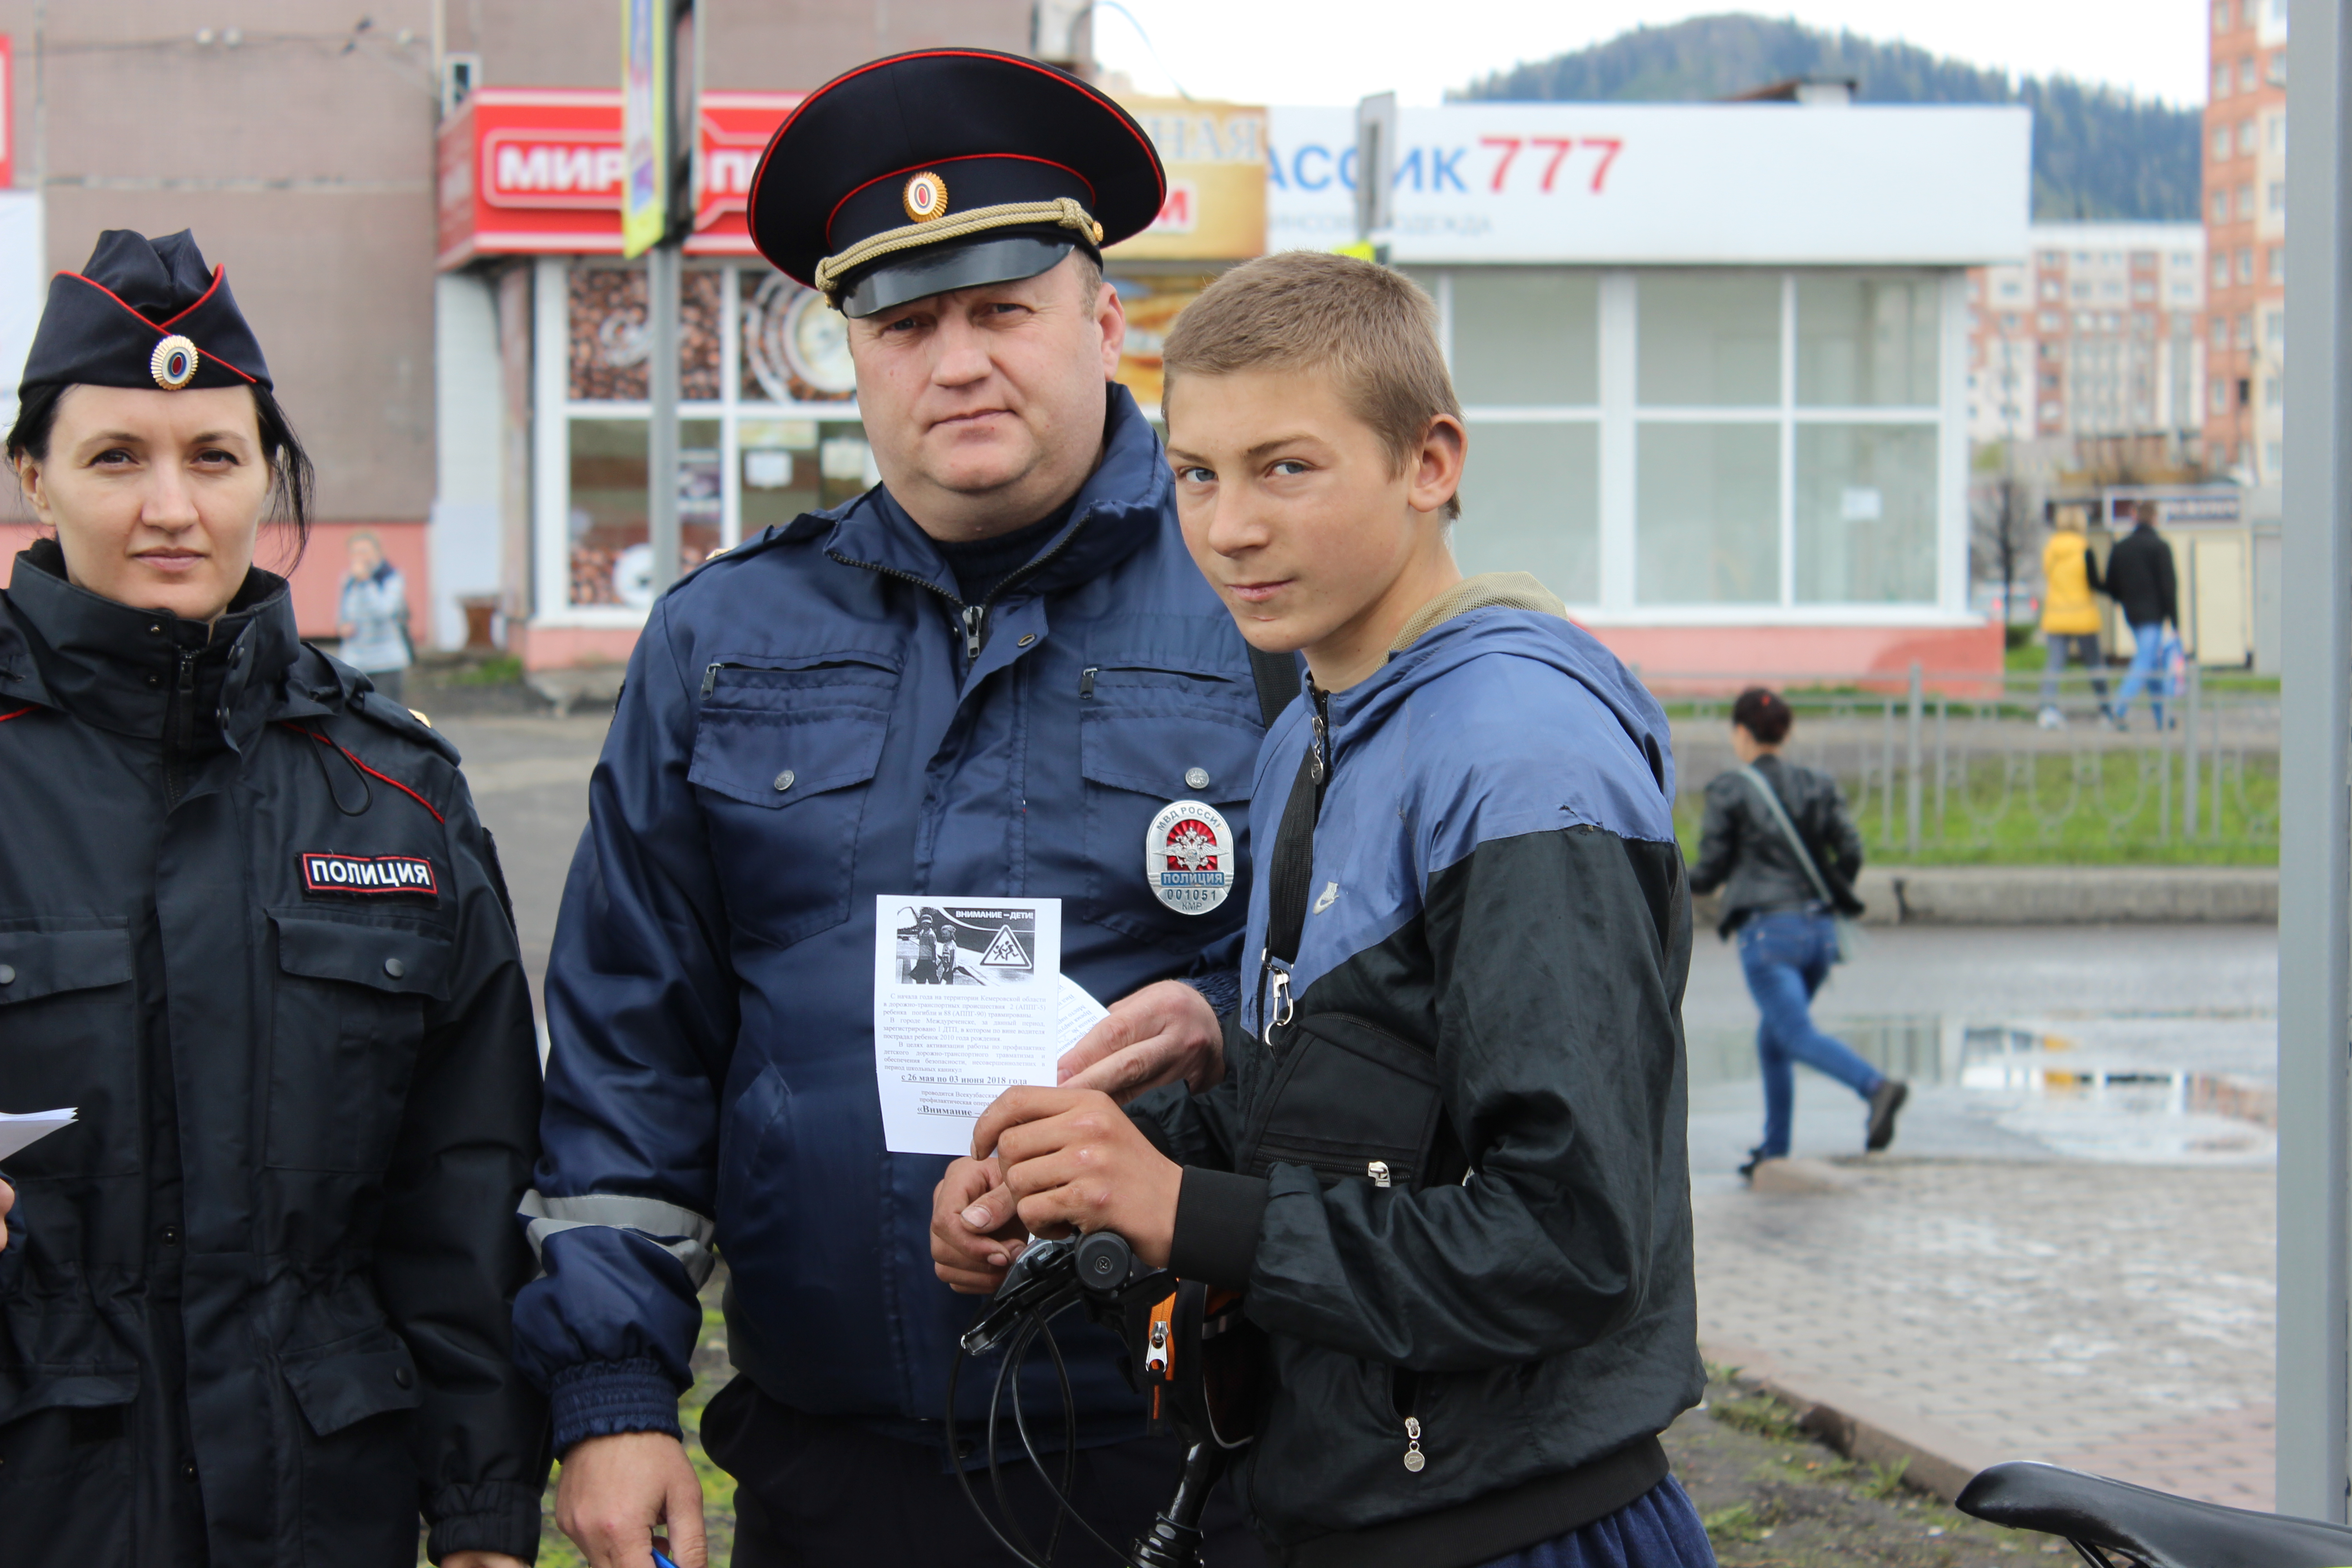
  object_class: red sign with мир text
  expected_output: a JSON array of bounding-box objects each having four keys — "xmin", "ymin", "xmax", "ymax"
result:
[{"xmin": 436, "ymin": 87, "xmax": 802, "ymax": 269}]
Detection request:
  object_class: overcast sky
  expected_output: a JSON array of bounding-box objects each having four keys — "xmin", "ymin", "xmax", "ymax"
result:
[{"xmin": 1089, "ymin": 0, "xmax": 2213, "ymax": 110}]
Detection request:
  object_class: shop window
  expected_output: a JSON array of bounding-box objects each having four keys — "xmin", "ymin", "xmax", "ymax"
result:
[
  {"xmin": 566, "ymin": 419, "xmax": 722, "ymax": 608},
  {"xmin": 1106, "ymin": 274, "xmax": 1218, "ymax": 409},
  {"xmin": 1636, "ymin": 273, "xmax": 1779, "ymax": 406},
  {"xmin": 1793, "ymin": 425, "xmax": 1936, "ymax": 604},
  {"xmin": 1794, "ymin": 275, "xmax": 1936, "ymax": 407},
  {"xmin": 1451, "ymin": 269, "xmax": 1599, "ymax": 405},
  {"xmin": 1634, "ymin": 423, "xmax": 1779, "ymax": 604},
  {"xmin": 739, "ymin": 273, "xmax": 858, "ymax": 404},
  {"xmin": 568, "ymin": 265, "xmax": 722, "ymax": 402},
  {"xmin": 737, "ymin": 417, "xmax": 875, "ymax": 534},
  {"xmin": 1455, "ymin": 422, "xmax": 1599, "ymax": 602}
]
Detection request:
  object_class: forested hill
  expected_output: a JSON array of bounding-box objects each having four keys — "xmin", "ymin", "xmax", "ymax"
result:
[{"xmin": 1452, "ymin": 14, "xmax": 2200, "ymax": 223}]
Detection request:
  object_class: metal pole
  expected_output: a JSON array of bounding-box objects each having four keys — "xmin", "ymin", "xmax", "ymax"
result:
[
  {"xmin": 1881, "ymin": 698, "xmax": 1895, "ymax": 849},
  {"xmin": 646, "ymin": 241, "xmax": 681, "ymax": 596},
  {"xmin": 2210, "ymin": 694, "xmax": 2224, "ymax": 842},
  {"xmin": 2278, "ymin": 0, "xmax": 2352, "ymax": 1521},
  {"xmin": 2184, "ymin": 659, "xmax": 2201, "ymax": 842},
  {"xmin": 1905, "ymin": 662, "xmax": 1923, "ymax": 858},
  {"xmin": 1934, "ymin": 697, "xmax": 1947, "ymax": 844}
]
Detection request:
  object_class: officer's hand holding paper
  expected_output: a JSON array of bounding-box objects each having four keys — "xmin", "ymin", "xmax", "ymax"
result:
[
  {"xmin": 0, "ymin": 1109, "xmax": 74, "ymax": 1252},
  {"xmin": 874, "ymin": 897, "xmax": 1071, "ymax": 1156}
]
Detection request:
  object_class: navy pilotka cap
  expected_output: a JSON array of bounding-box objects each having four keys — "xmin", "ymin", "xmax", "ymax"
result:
[
  {"xmin": 21, "ymin": 230, "xmax": 271, "ymax": 397},
  {"xmin": 745, "ymin": 48, "xmax": 1166, "ymax": 318}
]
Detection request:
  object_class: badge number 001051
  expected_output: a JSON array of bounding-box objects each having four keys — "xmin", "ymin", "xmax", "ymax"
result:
[{"xmin": 1146, "ymin": 799, "xmax": 1235, "ymax": 916}]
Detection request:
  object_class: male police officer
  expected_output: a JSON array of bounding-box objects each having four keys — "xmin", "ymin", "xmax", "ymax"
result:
[{"xmin": 512, "ymin": 51, "xmax": 1275, "ymax": 1568}]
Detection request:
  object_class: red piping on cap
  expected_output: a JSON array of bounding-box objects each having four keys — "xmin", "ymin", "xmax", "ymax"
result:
[
  {"xmin": 159, "ymin": 266, "xmax": 225, "ymax": 329},
  {"xmin": 55, "ymin": 272, "xmax": 259, "ymax": 385},
  {"xmin": 0, "ymin": 706, "xmax": 35, "ymax": 724},
  {"xmin": 745, "ymin": 48, "xmax": 1165, "ymax": 271},
  {"xmin": 823, "ymin": 152, "xmax": 1100, "ymax": 249}
]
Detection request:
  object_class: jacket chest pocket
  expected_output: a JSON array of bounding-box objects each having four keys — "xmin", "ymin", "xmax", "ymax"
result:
[
  {"xmin": 0, "ymin": 921, "xmax": 137, "ymax": 1181},
  {"xmin": 265, "ymin": 911, "xmax": 451, "ymax": 1175},
  {"xmin": 1239, "ymin": 1013, "xmax": 1458, "ymax": 1193},
  {"xmin": 689, "ymin": 652, "xmax": 900, "ymax": 948},
  {"xmin": 1076, "ymin": 665, "xmax": 1260, "ymax": 951}
]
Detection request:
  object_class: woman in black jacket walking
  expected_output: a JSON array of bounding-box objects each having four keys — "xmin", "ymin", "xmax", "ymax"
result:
[
  {"xmin": 0, "ymin": 231, "xmax": 546, "ymax": 1566},
  {"xmin": 1687, "ymin": 689, "xmax": 1906, "ymax": 1179}
]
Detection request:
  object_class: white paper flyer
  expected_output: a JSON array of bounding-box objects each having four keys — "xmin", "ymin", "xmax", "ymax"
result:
[{"xmin": 873, "ymin": 896, "xmax": 1062, "ymax": 1156}]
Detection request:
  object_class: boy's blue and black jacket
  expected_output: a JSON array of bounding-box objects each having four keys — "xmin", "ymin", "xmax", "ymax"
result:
[
  {"xmin": 511, "ymin": 387, "xmax": 1265, "ymax": 1452},
  {"xmin": 1132, "ymin": 575, "xmax": 1705, "ymax": 1568}
]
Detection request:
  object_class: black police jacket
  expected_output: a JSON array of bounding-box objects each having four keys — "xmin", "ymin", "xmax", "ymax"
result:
[
  {"xmin": 1686, "ymin": 754, "xmax": 1865, "ymax": 937},
  {"xmin": 0, "ymin": 541, "xmax": 547, "ymax": 1566}
]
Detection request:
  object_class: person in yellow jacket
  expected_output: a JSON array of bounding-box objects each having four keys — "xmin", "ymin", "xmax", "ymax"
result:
[{"xmin": 2038, "ymin": 501, "xmax": 2111, "ymax": 729}]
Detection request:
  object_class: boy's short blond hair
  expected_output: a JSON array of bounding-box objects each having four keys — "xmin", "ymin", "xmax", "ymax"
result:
[{"xmin": 1162, "ymin": 250, "xmax": 1464, "ymax": 519}]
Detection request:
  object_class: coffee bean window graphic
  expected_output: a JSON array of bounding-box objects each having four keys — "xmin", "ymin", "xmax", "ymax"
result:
[{"xmin": 567, "ymin": 264, "xmax": 723, "ymax": 402}]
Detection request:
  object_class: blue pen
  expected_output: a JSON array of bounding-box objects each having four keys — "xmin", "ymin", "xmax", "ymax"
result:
[{"xmin": 652, "ymin": 1555, "xmax": 680, "ymax": 1568}]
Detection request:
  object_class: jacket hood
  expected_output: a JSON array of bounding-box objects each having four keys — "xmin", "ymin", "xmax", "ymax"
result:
[{"xmin": 1329, "ymin": 571, "xmax": 1675, "ymax": 801}]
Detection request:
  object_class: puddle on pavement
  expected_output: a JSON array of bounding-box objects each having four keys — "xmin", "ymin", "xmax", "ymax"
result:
[{"xmin": 1689, "ymin": 1011, "xmax": 2276, "ymax": 1165}]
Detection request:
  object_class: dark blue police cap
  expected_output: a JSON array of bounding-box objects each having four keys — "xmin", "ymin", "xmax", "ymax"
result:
[
  {"xmin": 20, "ymin": 230, "xmax": 271, "ymax": 397},
  {"xmin": 747, "ymin": 49, "xmax": 1165, "ymax": 318}
]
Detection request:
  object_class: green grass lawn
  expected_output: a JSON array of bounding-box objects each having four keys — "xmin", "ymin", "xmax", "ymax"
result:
[{"xmin": 1675, "ymin": 748, "xmax": 2279, "ymax": 866}]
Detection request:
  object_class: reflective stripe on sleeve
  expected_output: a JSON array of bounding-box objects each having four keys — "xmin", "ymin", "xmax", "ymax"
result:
[{"xmin": 518, "ymin": 1189, "xmax": 718, "ymax": 1288}]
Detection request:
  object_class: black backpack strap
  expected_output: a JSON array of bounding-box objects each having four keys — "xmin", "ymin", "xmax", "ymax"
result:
[
  {"xmin": 1264, "ymin": 744, "xmax": 1321, "ymax": 968},
  {"xmin": 1247, "ymin": 645, "xmax": 1302, "ymax": 730}
]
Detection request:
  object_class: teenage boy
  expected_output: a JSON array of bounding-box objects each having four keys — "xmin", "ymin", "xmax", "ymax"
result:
[{"xmin": 933, "ymin": 252, "xmax": 1714, "ymax": 1568}]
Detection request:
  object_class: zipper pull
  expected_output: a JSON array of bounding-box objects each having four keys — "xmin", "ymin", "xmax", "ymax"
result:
[
  {"xmin": 961, "ymin": 604, "xmax": 986, "ymax": 662},
  {"xmin": 1079, "ymin": 665, "xmax": 1097, "ymax": 697},
  {"xmin": 173, "ymin": 650, "xmax": 197, "ymax": 748},
  {"xmin": 1402, "ymin": 1415, "xmax": 1425, "ymax": 1472},
  {"xmin": 1367, "ymin": 1160, "xmax": 1392, "ymax": 1189},
  {"xmin": 701, "ymin": 662, "xmax": 721, "ymax": 697}
]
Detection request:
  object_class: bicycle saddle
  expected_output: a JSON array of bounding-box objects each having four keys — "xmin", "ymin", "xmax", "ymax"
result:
[{"xmin": 1957, "ymin": 1462, "xmax": 2352, "ymax": 1567}]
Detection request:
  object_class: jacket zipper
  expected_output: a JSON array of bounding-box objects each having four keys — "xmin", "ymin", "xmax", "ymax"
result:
[
  {"xmin": 163, "ymin": 648, "xmax": 196, "ymax": 810},
  {"xmin": 829, "ymin": 513, "xmax": 1091, "ymax": 667},
  {"xmin": 1396, "ymin": 1369, "xmax": 1426, "ymax": 1472}
]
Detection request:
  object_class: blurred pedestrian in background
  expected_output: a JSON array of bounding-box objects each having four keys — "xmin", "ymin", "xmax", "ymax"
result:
[
  {"xmin": 1687, "ymin": 687, "xmax": 1907, "ymax": 1180},
  {"xmin": 2103, "ymin": 500, "xmax": 2179, "ymax": 732},
  {"xmin": 336, "ymin": 526, "xmax": 413, "ymax": 703},
  {"xmin": 2036, "ymin": 501, "xmax": 2109, "ymax": 730}
]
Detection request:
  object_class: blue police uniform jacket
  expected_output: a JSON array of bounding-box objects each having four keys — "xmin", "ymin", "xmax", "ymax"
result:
[{"xmin": 512, "ymin": 386, "xmax": 1265, "ymax": 1451}]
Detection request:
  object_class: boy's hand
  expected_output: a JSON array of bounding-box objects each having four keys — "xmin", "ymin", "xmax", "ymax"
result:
[
  {"xmin": 931, "ymin": 1155, "xmax": 1029, "ymax": 1294},
  {"xmin": 1058, "ymin": 980, "xmax": 1226, "ymax": 1103},
  {"xmin": 974, "ymin": 1088, "xmax": 1182, "ymax": 1267}
]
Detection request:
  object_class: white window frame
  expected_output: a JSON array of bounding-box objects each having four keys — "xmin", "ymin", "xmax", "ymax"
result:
[
  {"xmin": 1424, "ymin": 265, "xmax": 1966, "ymax": 626},
  {"xmin": 529, "ymin": 257, "xmax": 866, "ymax": 630}
]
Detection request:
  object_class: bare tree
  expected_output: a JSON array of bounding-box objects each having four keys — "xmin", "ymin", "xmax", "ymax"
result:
[{"xmin": 1970, "ymin": 446, "xmax": 2033, "ymax": 631}]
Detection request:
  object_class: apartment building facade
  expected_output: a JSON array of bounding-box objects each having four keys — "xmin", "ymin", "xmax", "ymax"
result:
[
  {"xmin": 2204, "ymin": 0, "xmax": 2288, "ymax": 482},
  {"xmin": 1966, "ymin": 223, "xmax": 2206, "ymax": 448}
]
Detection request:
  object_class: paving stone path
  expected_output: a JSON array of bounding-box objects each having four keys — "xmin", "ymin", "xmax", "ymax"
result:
[{"xmin": 1691, "ymin": 1158, "xmax": 2277, "ymax": 1509}]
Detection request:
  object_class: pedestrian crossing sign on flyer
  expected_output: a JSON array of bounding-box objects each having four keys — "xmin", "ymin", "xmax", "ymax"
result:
[{"xmin": 980, "ymin": 923, "xmax": 1031, "ymax": 969}]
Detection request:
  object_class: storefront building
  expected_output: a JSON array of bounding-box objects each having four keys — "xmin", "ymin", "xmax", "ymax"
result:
[
  {"xmin": 1267, "ymin": 99, "xmax": 2030, "ymax": 685},
  {"xmin": 432, "ymin": 87, "xmax": 1264, "ymax": 669},
  {"xmin": 436, "ymin": 90, "xmax": 2026, "ymax": 684}
]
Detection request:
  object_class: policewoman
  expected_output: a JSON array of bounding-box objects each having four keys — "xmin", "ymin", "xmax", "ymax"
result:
[
  {"xmin": 515, "ymin": 51, "xmax": 1278, "ymax": 1568},
  {"xmin": 0, "ymin": 231, "xmax": 547, "ymax": 1566}
]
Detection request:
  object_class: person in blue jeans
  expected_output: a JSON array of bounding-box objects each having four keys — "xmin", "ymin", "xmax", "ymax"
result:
[
  {"xmin": 1688, "ymin": 688, "xmax": 1908, "ymax": 1180},
  {"xmin": 2102, "ymin": 500, "xmax": 2180, "ymax": 731}
]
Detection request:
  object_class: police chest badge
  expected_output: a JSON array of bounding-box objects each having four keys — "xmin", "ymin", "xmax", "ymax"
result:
[{"xmin": 1145, "ymin": 800, "xmax": 1235, "ymax": 916}]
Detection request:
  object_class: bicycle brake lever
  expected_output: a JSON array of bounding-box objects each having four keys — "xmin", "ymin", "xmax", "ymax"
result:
[{"xmin": 962, "ymin": 1235, "xmax": 1083, "ymax": 1355}]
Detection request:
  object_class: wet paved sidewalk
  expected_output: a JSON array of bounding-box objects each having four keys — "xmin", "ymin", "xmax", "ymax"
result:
[{"xmin": 1692, "ymin": 1158, "xmax": 2277, "ymax": 1509}]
